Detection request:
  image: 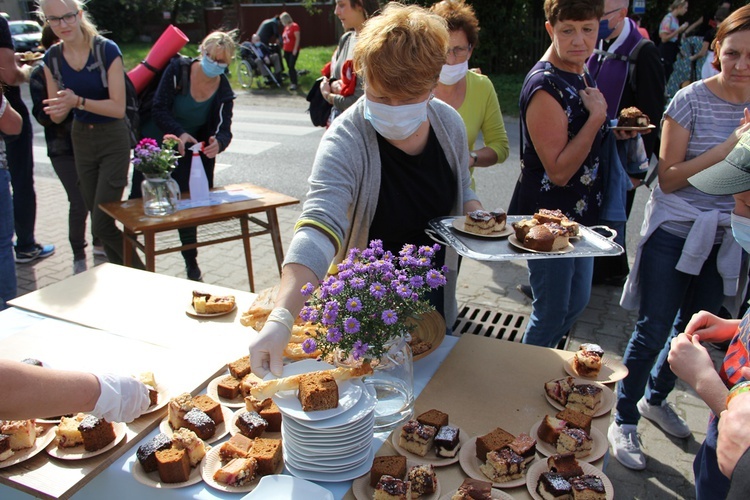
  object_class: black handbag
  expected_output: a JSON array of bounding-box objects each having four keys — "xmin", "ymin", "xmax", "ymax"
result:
[{"xmin": 306, "ymin": 76, "xmax": 333, "ymax": 127}]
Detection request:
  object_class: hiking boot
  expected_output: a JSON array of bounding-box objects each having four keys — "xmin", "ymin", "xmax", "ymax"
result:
[
  {"xmin": 608, "ymin": 421, "xmax": 646, "ymax": 470},
  {"xmin": 637, "ymin": 397, "xmax": 691, "ymax": 438},
  {"xmin": 186, "ymin": 263, "xmax": 203, "ymax": 282},
  {"xmin": 16, "ymin": 244, "xmax": 55, "ymax": 264},
  {"xmin": 73, "ymin": 259, "xmax": 87, "ymax": 275}
]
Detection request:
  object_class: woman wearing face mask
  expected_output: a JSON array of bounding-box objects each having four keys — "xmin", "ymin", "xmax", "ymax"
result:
[
  {"xmin": 430, "ymin": 0, "xmax": 508, "ymax": 191},
  {"xmin": 134, "ymin": 31, "xmax": 236, "ymax": 281},
  {"xmin": 39, "ymin": 0, "xmax": 142, "ymax": 268},
  {"xmin": 248, "ymin": 2, "xmax": 481, "ymax": 378},
  {"xmin": 610, "ymin": 5, "xmax": 750, "ymax": 475},
  {"xmin": 508, "ymin": 0, "xmax": 607, "ymax": 349},
  {"xmin": 320, "ymin": 0, "xmax": 380, "ymax": 124},
  {"xmin": 665, "ymin": 132, "xmax": 750, "ymax": 498}
]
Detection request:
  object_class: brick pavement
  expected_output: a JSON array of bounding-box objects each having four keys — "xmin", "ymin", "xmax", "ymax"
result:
[{"xmin": 14, "ymin": 159, "xmax": 727, "ymax": 500}]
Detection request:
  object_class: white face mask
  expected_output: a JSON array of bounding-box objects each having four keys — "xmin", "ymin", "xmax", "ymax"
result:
[
  {"xmin": 439, "ymin": 61, "xmax": 469, "ymax": 85},
  {"xmin": 732, "ymin": 212, "xmax": 750, "ymax": 253},
  {"xmin": 364, "ymin": 97, "xmax": 429, "ymax": 141}
]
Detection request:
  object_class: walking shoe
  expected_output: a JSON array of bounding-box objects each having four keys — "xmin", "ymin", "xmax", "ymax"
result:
[
  {"xmin": 608, "ymin": 421, "xmax": 646, "ymax": 470},
  {"xmin": 15, "ymin": 244, "xmax": 55, "ymax": 264},
  {"xmin": 186, "ymin": 263, "xmax": 203, "ymax": 282},
  {"xmin": 73, "ymin": 259, "xmax": 87, "ymax": 275},
  {"xmin": 637, "ymin": 397, "xmax": 691, "ymax": 438},
  {"xmin": 93, "ymin": 244, "xmax": 107, "ymax": 257},
  {"xmin": 289, "ymin": 84, "xmax": 297, "ymax": 91},
  {"xmin": 516, "ymin": 284, "xmax": 533, "ymax": 300}
]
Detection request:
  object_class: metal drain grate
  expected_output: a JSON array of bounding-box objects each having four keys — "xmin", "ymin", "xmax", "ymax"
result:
[{"xmin": 452, "ymin": 305, "xmax": 528, "ymax": 343}]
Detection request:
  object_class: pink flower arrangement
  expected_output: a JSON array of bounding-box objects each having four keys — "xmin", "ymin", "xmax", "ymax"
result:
[{"xmin": 132, "ymin": 135, "xmax": 181, "ymax": 177}]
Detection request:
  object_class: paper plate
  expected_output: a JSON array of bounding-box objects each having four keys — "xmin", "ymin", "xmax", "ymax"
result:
[
  {"xmin": 407, "ymin": 310, "xmax": 447, "ymax": 362},
  {"xmin": 509, "ymin": 235, "xmax": 574, "ymax": 254},
  {"xmin": 452, "ymin": 217, "xmax": 513, "ymax": 239},
  {"xmin": 159, "ymin": 404, "xmax": 233, "ymax": 444},
  {"xmin": 207, "ymin": 374, "xmax": 247, "ymax": 408},
  {"xmin": 0, "ymin": 424, "xmax": 56, "ymax": 469},
  {"xmin": 526, "ymin": 459, "xmax": 614, "ymax": 500},
  {"xmin": 131, "ymin": 455, "xmax": 205, "ymax": 489},
  {"xmin": 242, "ymin": 475, "xmax": 334, "ymax": 500},
  {"xmin": 439, "ymin": 489, "xmax": 513, "ymax": 500},
  {"xmin": 352, "ymin": 459, "xmax": 441, "ymax": 500},
  {"xmin": 185, "ymin": 303, "xmax": 237, "ymax": 318},
  {"xmin": 201, "ymin": 445, "xmax": 282, "ymax": 493},
  {"xmin": 610, "ymin": 124, "xmax": 655, "ymax": 132},
  {"xmin": 47, "ymin": 421, "xmax": 127, "ymax": 460},
  {"xmin": 543, "ymin": 378, "xmax": 615, "ymax": 418},
  {"xmin": 564, "ymin": 354, "xmax": 628, "ymax": 384},
  {"xmin": 391, "ymin": 424, "xmax": 469, "ymax": 466},
  {"xmin": 457, "ymin": 437, "xmax": 535, "ymax": 489}
]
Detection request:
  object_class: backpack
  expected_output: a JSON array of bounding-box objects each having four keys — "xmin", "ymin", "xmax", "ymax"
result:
[
  {"xmin": 591, "ymin": 37, "xmax": 652, "ymax": 95},
  {"xmin": 48, "ymin": 35, "xmax": 139, "ymax": 147},
  {"xmin": 136, "ymin": 55, "xmax": 191, "ymax": 128}
]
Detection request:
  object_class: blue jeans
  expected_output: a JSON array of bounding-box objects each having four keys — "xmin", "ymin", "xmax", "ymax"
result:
[
  {"xmin": 523, "ymin": 256, "xmax": 594, "ymax": 347},
  {"xmin": 616, "ymin": 227, "xmax": 725, "ymax": 425},
  {"xmin": 0, "ymin": 168, "xmax": 17, "ymax": 309}
]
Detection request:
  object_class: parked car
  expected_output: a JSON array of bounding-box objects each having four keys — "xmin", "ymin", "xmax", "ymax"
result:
[{"xmin": 9, "ymin": 20, "xmax": 42, "ymax": 53}]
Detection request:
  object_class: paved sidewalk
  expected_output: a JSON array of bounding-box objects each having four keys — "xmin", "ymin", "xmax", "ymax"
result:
[{"xmin": 14, "ymin": 172, "xmax": 723, "ymax": 499}]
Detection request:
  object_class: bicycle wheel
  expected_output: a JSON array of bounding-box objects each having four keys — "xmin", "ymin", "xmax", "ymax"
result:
[{"xmin": 237, "ymin": 60, "xmax": 254, "ymax": 89}]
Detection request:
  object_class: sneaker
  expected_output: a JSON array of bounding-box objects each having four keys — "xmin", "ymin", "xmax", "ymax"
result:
[
  {"xmin": 73, "ymin": 259, "xmax": 87, "ymax": 275},
  {"xmin": 186, "ymin": 263, "xmax": 203, "ymax": 282},
  {"xmin": 15, "ymin": 243, "xmax": 55, "ymax": 264},
  {"xmin": 93, "ymin": 244, "xmax": 107, "ymax": 257},
  {"xmin": 517, "ymin": 284, "xmax": 533, "ymax": 300},
  {"xmin": 289, "ymin": 84, "xmax": 297, "ymax": 91},
  {"xmin": 637, "ymin": 397, "xmax": 691, "ymax": 438},
  {"xmin": 608, "ymin": 421, "xmax": 646, "ymax": 470}
]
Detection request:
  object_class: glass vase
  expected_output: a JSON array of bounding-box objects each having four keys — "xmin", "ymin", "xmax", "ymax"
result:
[
  {"xmin": 141, "ymin": 174, "xmax": 180, "ymax": 216},
  {"xmin": 366, "ymin": 336, "xmax": 415, "ymax": 433}
]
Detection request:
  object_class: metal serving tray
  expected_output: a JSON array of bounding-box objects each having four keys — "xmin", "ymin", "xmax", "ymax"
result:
[{"xmin": 426, "ymin": 215, "xmax": 624, "ymax": 262}]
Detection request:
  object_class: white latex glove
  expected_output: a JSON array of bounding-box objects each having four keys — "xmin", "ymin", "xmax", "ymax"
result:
[
  {"xmin": 249, "ymin": 320, "xmax": 291, "ymax": 378},
  {"xmin": 92, "ymin": 373, "xmax": 150, "ymax": 423}
]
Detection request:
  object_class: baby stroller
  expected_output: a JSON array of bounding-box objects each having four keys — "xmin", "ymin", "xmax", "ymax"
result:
[{"xmin": 237, "ymin": 41, "xmax": 280, "ymax": 89}]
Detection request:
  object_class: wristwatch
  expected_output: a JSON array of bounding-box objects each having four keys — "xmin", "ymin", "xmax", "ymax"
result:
[
  {"xmin": 77, "ymin": 97, "xmax": 86, "ymax": 110},
  {"xmin": 470, "ymin": 151, "xmax": 478, "ymax": 166}
]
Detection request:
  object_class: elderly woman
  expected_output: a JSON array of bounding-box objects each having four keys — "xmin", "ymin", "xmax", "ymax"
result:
[
  {"xmin": 430, "ymin": 0, "xmax": 509, "ymax": 190},
  {"xmin": 249, "ymin": 2, "xmax": 481, "ymax": 377},
  {"xmin": 611, "ymin": 5, "xmax": 750, "ymax": 475},
  {"xmin": 508, "ymin": 0, "xmax": 607, "ymax": 349},
  {"xmin": 133, "ymin": 31, "xmax": 236, "ymax": 281}
]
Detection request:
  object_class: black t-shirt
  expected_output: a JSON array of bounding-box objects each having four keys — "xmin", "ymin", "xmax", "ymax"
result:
[
  {"xmin": 368, "ymin": 125, "xmax": 455, "ymax": 254},
  {"xmin": 0, "ymin": 17, "xmax": 24, "ymax": 109}
]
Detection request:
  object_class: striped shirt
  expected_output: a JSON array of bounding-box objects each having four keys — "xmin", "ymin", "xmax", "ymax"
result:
[{"xmin": 661, "ymin": 80, "xmax": 745, "ymax": 239}]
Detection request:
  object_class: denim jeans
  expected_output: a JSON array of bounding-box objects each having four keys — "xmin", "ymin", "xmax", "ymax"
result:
[
  {"xmin": 0, "ymin": 168, "xmax": 17, "ymax": 309},
  {"xmin": 6, "ymin": 99, "xmax": 37, "ymax": 253},
  {"xmin": 523, "ymin": 256, "xmax": 594, "ymax": 347},
  {"xmin": 615, "ymin": 227, "xmax": 725, "ymax": 425}
]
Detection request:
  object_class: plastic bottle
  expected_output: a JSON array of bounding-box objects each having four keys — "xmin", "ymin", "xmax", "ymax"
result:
[{"xmin": 188, "ymin": 142, "xmax": 210, "ymax": 204}]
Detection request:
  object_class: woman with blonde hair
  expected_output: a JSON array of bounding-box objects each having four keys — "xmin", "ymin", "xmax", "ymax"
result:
[
  {"xmin": 249, "ymin": 2, "xmax": 482, "ymax": 377},
  {"xmin": 134, "ymin": 30, "xmax": 236, "ymax": 281},
  {"xmin": 39, "ymin": 0, "xmax": 140, "ymax": 267},
  {"xmin": 431, "ymin": 0, "xmax": 509, "ymax": 190}
]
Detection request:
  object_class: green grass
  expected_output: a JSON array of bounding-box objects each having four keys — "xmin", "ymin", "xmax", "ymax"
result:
[{"xmin": 120, "ymin": 43, "xmax": 525, "ymax": 113}]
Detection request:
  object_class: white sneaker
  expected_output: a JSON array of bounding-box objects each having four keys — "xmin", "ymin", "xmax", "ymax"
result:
[
  {"xmin": 73, "ymin": 259, "xmax": 87, "ymax": 275},
  {"xmin": 637, "ymin": 397, "xmax": 691, "ymax": 438},
  {"xmin": 608, "ymin": 421, "xmax": 646, "ymax": 470}
]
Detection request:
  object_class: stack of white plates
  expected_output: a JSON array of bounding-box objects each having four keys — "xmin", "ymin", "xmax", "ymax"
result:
[{"xmin": 270, "ymin": 360, "xmax": 377, "ymax": 482}]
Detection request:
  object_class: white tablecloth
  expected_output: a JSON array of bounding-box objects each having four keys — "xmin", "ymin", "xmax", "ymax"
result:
[{"xmin": 0, "ymin": 308, "xmax": 457, "ymax": 499}]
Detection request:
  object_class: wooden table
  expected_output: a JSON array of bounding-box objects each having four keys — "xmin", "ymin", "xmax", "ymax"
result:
[{"xmin": 100, "ymin": 183, "xmax": 299, "ymax": 291}]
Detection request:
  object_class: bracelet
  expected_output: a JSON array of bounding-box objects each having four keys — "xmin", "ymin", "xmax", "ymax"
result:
[{"xmin": 266, "ymin": 307, "xmax": 294, "ymax": 333}]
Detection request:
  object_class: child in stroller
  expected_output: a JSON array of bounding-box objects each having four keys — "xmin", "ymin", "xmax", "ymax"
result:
[{"xmin": 238, "ymin": 35, "xmax": 284, "ymax": 88}]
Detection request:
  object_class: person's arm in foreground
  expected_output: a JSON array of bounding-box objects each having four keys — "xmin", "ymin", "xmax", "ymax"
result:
[
  {"xmin": 0, "ymin": 359, "xmax": 150, "ymax": 422},
  {"xmin": 718, "ymin": 377, "xmax": 750, "ymax": 478}
]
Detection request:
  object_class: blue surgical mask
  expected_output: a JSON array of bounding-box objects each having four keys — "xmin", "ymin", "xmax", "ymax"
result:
[
  {"xmin": 364, "ymin": 97, "xmax": 429, "ymax": 141},
  {"xmin": 732, "ymin": 213, "xmax": 750, "ymax": 253},
  {"xmin": 201, "ymin": 55, "xmax": 227, "ymax": 78},
  {"xmin": 598, "ymin": 18, "xmax": 614, "ymax": 41}
]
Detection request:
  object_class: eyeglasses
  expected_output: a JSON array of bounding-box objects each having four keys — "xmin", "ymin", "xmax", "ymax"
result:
[
  {"xmin": 46, "ymin": 11, "xmax": 79, "ymax": 27},
  {"xmin": 602, "ymin": 7, "xmax": 621, "ymax": 17},
  {"xmin": 448, "ymin": 44, "xmax": 472, "ymax": 58}
]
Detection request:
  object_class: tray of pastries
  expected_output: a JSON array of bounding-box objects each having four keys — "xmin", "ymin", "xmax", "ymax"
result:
[{"xmin": 426, "ymin": 212, "xmax": 623, "ymax": 262}]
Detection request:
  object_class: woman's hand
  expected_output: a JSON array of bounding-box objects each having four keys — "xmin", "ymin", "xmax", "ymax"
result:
[
  {"xmin": 579, "ymin": 87, "xmax": 607, "ymax": 127},
  {"xmin": 42, "ymin": 89, "xmax": 78, "ymax": 121},
  {"xmin": 331, "ymin": 80, "xmax": 343, "ymax": 95},
  {"xmin": 684, "ymin": 310, "xmax": 741, "ymax": 343},
  {"xmin": 719, "ymin": 388, "xmax": 750, "ymax": 478},
  {"xmin": 203, "ymin": 136, "xmax": 221, "ymax": 159},
  {"xmin": 668, "ymin": 333, "xmax": 716, "ymax": 389},
  {"xmin": 248, "ymin": 320, "xmax": 292, "ymax": 378},
  {"xmin": 177, "ymin": 132, "xmax": 198, "ymax": 156}
]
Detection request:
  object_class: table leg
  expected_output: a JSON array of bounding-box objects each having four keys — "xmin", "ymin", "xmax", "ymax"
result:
[
  {"xmin": 267, "ymin": 209, "xmax": 285, "ymax": 276},
  {"xmin": 144, "ymin": 232, "xmax": 156, "ymax": 272},
  {"xmin": 123, "ymin": 229, "xmax": 134, "ymax": 268},
  {"xmin": 240, "ymin": 217, "xmax": 255, "ymax": 292}
]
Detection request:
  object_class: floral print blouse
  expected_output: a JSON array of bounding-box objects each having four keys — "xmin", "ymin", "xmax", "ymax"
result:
[{"xmin": 511, "ymin": 60, "xmax": 604, "ymax": 226}]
